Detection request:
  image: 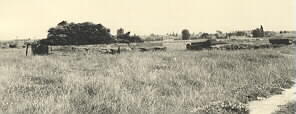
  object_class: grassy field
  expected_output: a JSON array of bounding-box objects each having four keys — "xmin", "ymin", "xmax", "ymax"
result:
[
  {"xmin": 272, "ymin": 102, "xmax": 296, "ymax": 114},
  {"xmin": 0, "ymin": 44, "xmax": 295, "ymax": 113}
]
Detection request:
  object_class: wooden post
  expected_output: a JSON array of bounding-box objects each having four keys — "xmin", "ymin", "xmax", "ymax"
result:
[
  {"xmin": 118, "ymin": 46, "xmax": 121, "ymax": 54},
  {"xmin": 25, "ymin": 44, "xmax": 29, "ymax": 56}
]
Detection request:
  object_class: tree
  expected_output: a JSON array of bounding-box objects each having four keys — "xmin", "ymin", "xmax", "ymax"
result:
[
  {"xmin": 117, "ymin": 28, "xmax": 125, "ymax": 37},
  {"xmin": 251, "ymin": 28, "xmax": 261, "ymax": 37},
  {"xmin": 252, "ymin": 25, "xmax": 265, "ymax": 37},
  {"xmin": 260, "ymin": 25, "xmax": 264, "ymax": 37},
  {"xmin": 44, "ymin": 21, "xmax": 114, "ymax": 45},
  {"xmin": 181, "ymin": 29, "xmax": 190, "ymax": 40},
  {"xmin": 115, "ymin": 29, "xmax": 143, "ymax": 43}
]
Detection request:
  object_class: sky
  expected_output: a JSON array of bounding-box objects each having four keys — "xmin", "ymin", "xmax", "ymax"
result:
[{"xmin": 0, "ymin": 0, "xmax": 295, "ymax": 40}]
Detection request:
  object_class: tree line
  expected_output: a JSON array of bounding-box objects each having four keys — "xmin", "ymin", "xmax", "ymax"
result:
[
  {"xmin": 41, "ymin": 21, "xmax": 271, "ymax": 45},
  {"xmin": 41, "ymin": 21, "xmax": 143, "ymax": 45},
  {"xmin": 180, "ymin": 25, "xmax": 267, "ymax": 40}
]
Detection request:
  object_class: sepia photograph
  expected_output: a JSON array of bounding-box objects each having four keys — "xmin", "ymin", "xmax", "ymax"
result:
[{"xmin": 0, "ymin": 0, "xmax": 295, "ymax": 113}]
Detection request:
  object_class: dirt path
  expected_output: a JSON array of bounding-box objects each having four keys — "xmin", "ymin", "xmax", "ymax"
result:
[{"xmin": 248, "ymin": 83, "xmax": 296, "ymax": 114}]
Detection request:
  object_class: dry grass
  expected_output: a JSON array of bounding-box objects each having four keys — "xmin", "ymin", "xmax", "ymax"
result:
[
  {"xmin": 272, "ymin": 102, "xmax": 296, "ymax": 114},
  {"xmin": 0, "ymin": 45, "xmax": 295, "ymax": 113}
]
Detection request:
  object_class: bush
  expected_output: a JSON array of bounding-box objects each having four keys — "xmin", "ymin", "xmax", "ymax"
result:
[
  {"xmin": 8, "ymin": 43, "xmax": 17, "ymax": 48},
  {"xmin": 252, "ymin": 25, "xmax": 265, "ymax": 37},
  {"xmin": 116, "ymin": 30, "xmax": 144, "ymax": 43},
  {"xmin": 194, "ymin": 101, "xmax": 249, "ymax": 114}
]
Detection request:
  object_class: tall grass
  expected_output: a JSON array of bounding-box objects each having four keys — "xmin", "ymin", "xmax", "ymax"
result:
[
  {"xmin": 272, "ymin": 102, "xmax": 296, "ymax": 114},
  {"xmin": 0, "ymin": 47, "xmax": 295, "ymax": 113}
]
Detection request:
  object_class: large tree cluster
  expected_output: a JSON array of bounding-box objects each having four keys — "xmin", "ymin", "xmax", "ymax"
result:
[{"xmin": 42, "ymin": 21, "xmax": 114, "ymax": 45}]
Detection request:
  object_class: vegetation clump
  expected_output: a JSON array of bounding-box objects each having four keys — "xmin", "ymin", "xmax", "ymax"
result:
[
  {"xmin": 181, "ymin": 29, "xmax": 190, "ymax": 40},
  {"xmin": 194, "ymin": 101, "xmax": 249, "ymax": 114},
  {"xmin": 116, "ymin": 28, "xmax": 143, "ymax": 43},
  {"xmin": 252, "ymin": 25, "xmax": 265, "ymax": 37},
  {"xmin": 40, "ymin": 21, "xmax": 144, "ymax": 45},
  {"xmin": 44, "ymin": 21, "xmax": 114, "ymax": 45}
]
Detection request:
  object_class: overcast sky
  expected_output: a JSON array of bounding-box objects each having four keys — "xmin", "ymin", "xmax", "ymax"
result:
[{"xmin": 0, "ymin": 0, "xmax": 295, "ymax": 40}]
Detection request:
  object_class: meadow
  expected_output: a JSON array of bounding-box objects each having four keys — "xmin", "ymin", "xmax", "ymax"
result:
[
  {"xmin": 0, "ymin": 43, "xmax": 295, "ymax": 113},
  {"xmin": 272, "ymin": 102, "xmax": 296, "ymax": 114}
]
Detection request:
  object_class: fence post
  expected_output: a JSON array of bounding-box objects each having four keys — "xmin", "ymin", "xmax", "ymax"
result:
[
  {"xmin": 118, "ymin": 46, "xmax": 121, "ymax": 54},
  {"xmin": 25, "ymin": 44, "xmax": 29, "ymax": 56}
]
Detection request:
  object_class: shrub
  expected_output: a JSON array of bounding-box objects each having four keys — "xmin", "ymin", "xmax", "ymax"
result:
[
  {"xmin": 116, "ymin": 29, "xmax": 144, "ymax": 43},
  {"xmin": 8, "ymin": 43, "xmax": 17, "ymax": 48},
  {"xmin": 252, "ymin": 25, "xmax": 265, "ymax": 37},
  {"xmin": 194, "ymin": 101, "xmax": 249, "ymax": 114}
]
